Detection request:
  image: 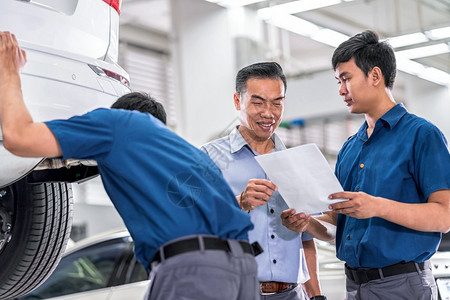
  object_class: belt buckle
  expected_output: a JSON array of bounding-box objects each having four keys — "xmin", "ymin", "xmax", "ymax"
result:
[
  {"xmin": 260, "ymin": 282, "xmax": 276, "ymax": 295},
  {"xmin": 260, "ymin": 291, "xmax": 277, "ymax": 296}
]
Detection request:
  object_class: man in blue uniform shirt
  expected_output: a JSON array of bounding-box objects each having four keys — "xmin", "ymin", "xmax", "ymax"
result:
[
  {"xmin": 202, "ymin": 62, "xmax": 325, "ymax": 300},
  {"xmin": 0, "ymin": 31, "xmax": 258, "ymax": 300},
  {"xmin": 282, "ymin": 30, "xmax": 450, "ymax": 300}
]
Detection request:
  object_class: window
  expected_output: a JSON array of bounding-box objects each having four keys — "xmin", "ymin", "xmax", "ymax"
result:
[
  {"xmin": 21, "ymin": 238, "xmax": 128, "ymax": 299},
  {"xmin": 119, "ymin": 44, "xmax": 177, "ymax": 127}
]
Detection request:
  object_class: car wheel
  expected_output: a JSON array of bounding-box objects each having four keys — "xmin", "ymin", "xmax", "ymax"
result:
[{"xmin": 0, "ymin": 177, "xmax": 73, "ymax": 299}]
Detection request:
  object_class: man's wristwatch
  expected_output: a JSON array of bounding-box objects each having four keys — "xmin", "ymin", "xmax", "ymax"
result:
[{"xmin": 310, "ymin": 296, "xmax": 327, "ymax": 300}]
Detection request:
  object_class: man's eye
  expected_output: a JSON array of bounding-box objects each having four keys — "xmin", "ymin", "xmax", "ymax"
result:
[{"xmin": 253, "ymin": 102, "xmax": 262, "ymax": 105}]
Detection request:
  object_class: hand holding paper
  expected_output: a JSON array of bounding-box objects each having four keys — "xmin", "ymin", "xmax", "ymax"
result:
[
  {"xmin": 255, "ymin": 143, "xmax": 345, "ymax": 214},
  {"xmin": 241, "ymin": 179, "xmax": 277, "ymax": 211}
]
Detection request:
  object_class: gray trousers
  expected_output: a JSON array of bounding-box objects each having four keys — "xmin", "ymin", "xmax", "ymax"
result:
[
  {"xmin": 260, "ymin": 285, "xmax": 309, "ymax": 300},
  {"xmin": 146, "ymin": 237, "xmax": 259, "ymax": 300},
  {"xmin": 346, "ymin": 262, "xmax": 437, "ymax": 300}
]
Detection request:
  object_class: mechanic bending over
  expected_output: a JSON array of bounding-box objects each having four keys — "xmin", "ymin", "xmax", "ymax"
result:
[{"xmin": 0, "ymin": 31, "xmax": 261, "ymax": 300}]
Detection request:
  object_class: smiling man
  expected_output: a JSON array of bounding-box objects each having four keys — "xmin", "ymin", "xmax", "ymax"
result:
[{"xmin": 202, "ymin": 62, "xmax": 325, "ymax": 300}]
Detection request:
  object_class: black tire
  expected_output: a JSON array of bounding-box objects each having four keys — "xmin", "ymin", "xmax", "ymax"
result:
[{"xmin": 0, "ymin": 177, "xmax": 73, "ymax": 299}]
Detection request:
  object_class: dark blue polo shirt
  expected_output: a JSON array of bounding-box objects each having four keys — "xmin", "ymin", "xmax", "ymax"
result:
[
  {"xmin": 46, "ymin": 108, "xmax": 253, "ymax": 271},
  {"xmin": 335, "ymin": 103, "xmax": 450, "ymax": 268}
]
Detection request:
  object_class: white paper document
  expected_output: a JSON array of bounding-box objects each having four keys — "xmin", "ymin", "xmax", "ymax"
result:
[{"xmin": 255, "ymin": 143, "xmax": 345, "ymax": 214}]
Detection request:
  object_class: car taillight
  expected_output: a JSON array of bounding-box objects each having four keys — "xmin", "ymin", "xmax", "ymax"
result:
[
  {"xmin": 89, "ymin": 64, "xmax": 130, "ymax": 87},
  {"xmin": 102, "ymin": 0, "xmax": 121, "ymax": 15}
]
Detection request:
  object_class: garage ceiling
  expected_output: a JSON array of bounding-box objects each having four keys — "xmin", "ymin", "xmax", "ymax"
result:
[{"xmin": 120, "ymin": 0, "xmax": 450, "ymax": 85}]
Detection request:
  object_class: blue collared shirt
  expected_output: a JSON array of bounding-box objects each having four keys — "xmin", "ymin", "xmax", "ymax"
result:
[
  {"xmin": 202, "ymin": 127, "xmax": 311, "ymax": 283},
  {"xmin": 45, "ymin": 109, "xmax": 254, "ymax": 271},
  {"xmin": 335, "ymin": 103, "xmax": 450, "ymax": 268}
]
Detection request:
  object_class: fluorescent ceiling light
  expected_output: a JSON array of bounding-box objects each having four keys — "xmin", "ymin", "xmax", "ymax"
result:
[
  {"xmin": 266, "ymin": 14, "xmax": 320, "ymax": 36},
  {"xmin": 262, "ymin": 14, "xmax": 348, "ymax": 46},
  {"xmin": 259, "ymin": 0, "xmax": 341, "ymax": 18},
  {"xmin": 396, "ymin": 43, "xmax": 449, "ymax": 59},
  {"xmin": 206, "ymin": 0, "xmax": 267, "ymax": 7},
  {"xmin": 256, "ymin": 1, "xmax": 450, "ymax": 86},
  {"xmin": 426, "ymin": 26, "xmax": 450, "ymax": 40},
  {"xmin": 396, "ymin": 57, "xmax": 425, "ymax": 75},
  {"xmin": 311, "ymin": 28, "xmax": 349, "ymax": 47},
  {"xmin": 418, "ymin": 67, "xmax": 450, "ymax": 86},
  {"xmin": 387, "ymin": 32, "xmax": 428, "ymax": 48},
  {"xmin": 396, "ymin": 57, "xmax": 450, "ymax": 86}
]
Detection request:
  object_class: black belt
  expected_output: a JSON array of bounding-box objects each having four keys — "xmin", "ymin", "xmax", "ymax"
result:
[
  {"xmin": 345, "ymin": 261, "xmax": 426, "ymax": 284},
  {"xmin": 151, "ymin": 236, "xmax": 255, "ymax": 267}
]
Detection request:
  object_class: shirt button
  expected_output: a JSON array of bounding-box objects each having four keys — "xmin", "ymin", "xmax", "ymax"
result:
[
  {"xmin": 270, "ymin": 208, "xmax": 274, "ymax": 214},
  {"xmin": 360, "ymin": 163, "xmax": 365, "ymax": 168},
  {"xmin": 273, "ymin": 259, "xmax": 277, "ymax": 264},
  {"xmin": 347, "ymin": 235, "xmax": 351, "ymax": 240},
  {"xmin": 271, "ymin": 234, "xmax": 275, "ymax": 239},
  {"xmin": 356, "ymin": 187, "xmax": 360, "ymax": 191}
]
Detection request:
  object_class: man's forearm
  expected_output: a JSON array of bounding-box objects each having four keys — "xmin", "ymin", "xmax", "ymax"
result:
[
  {"xmin": 0, "ymin": 32, "xmax": 32, "ymax": 149},
  {"xmin": 306, "ymin": 214, "xmax": 336, "ymax": 242},
  {"xmin": 0, "ymin": 67, "xmax": 35, "ymax": 152},
  {"xmin": 302, "ymin": 239, "xmax": 321, "ymax": 297},
  {"xmin": 377, "ymin": 190, "xmax": 450, "ymax": 233},
  {"xmin": 329, "ymin": 190, "xmax": 450, "ymax": 233},
  {"xmin": 0, "ymin": 31, "xmax": 61, "ymax": 158}
]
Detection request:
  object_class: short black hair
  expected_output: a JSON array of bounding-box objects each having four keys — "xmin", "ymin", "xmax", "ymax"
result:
[
  {"xmin": 111, "ymin": 92, "xmax": 167, "ymax": 124},
  {"xmin": 235, "ymin": 62, "xmax": 287, "ymax": 95},
  {"xmin": 332, "ymin": 30, "xmax": 396, "ymax": 89}
]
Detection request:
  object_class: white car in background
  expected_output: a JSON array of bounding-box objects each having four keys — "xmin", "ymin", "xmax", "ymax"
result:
[
  {"xmin": 16, "ymin": 230, "xmax": 149, "ymax": 300},
  {"xmin": 0, "ymin": 0, "xmax": 129, "ymax": 298},
  {"xmin": 13, "ymin": 229, "xmax": 450, "ymax": 300}
]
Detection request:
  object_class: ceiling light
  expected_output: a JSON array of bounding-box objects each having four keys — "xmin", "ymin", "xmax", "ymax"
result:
[
  {"xmin": 259, "ymin": 0, "xmax": 341, "ymax": 17},
  {"xmin": 255, "ymin": 1, "xmax": 450, "ymax": 87},
  {"xmin": 396, "ymin": 57, "xmax": 450, "ymax": 86},
  {"xmin": 425, "ymin": 26, "xmax": 450, "ymax": 40},
  {"xmin": 387, "ymin": 32, "xmax": 429, "ymax": 48},
  {"xmin": 418, "ymin": 67, "xmax": 450, "ymax": 86},
  {"xmin": 396, "ymin": 43, "xmax": 449, "ymax": 59},
  {"xmin": 396, "ymin": 57, "xmax": 425, "ymax": 75},
  {"xmin": 261, "ymin": 14, "xmax": 348, "ymax": 47},
  {"xmin": 206, "ymin": 0, "xmax": 267, "ymax": 7},
  {"xmin": 311, "ymin": 28, "xmax": 349, "ymax": 47},
  {"xmin": 264, "ymin": 14, "xmax": 320, "ymax": 36}
]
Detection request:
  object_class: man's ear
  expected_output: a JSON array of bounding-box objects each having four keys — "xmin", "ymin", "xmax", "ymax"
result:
[
  {"xmin": 370, "ymin": 67, "xmax": 383, "ymax": 87},
  {"xmin": 233, "ymin": 93, "xmax": 241, "ymax": 110}
]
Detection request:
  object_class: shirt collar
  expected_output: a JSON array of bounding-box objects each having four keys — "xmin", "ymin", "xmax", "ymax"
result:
[
  {"xmin": 356, "ymin": 103, "xmax": 407, "ymax": 138},
  {"xmin": 229, "ymin": 126, "xmax": 286, "ymax": 154},
  {"xmin": 379, "ymin": 103, "xmax": 407, "ymax": 129}
]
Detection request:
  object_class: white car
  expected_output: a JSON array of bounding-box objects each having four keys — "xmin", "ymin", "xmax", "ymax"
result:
[
  {"xmin": 0, "ymin": 0, "xmax": 130, "ymax": 298},
  {"xmin": 15, "ymin": 229, "xmax": 450, "ymax": 300},
  {"xmin": 432, "ymin": 234, "xmax": 450, "ymax": 300},
  {"xmin": 17, "ymin": 230, "xmax": 149, "ymax": 300}
]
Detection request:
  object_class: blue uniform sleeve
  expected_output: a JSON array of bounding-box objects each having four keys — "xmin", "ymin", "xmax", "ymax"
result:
[
  {"xmin": 45, "ymin": 109, "xmax": 115, "ymax": 161},
  {"xmin": 413, "ymin": 125, "xmax": 450, "ymax": 200}
]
